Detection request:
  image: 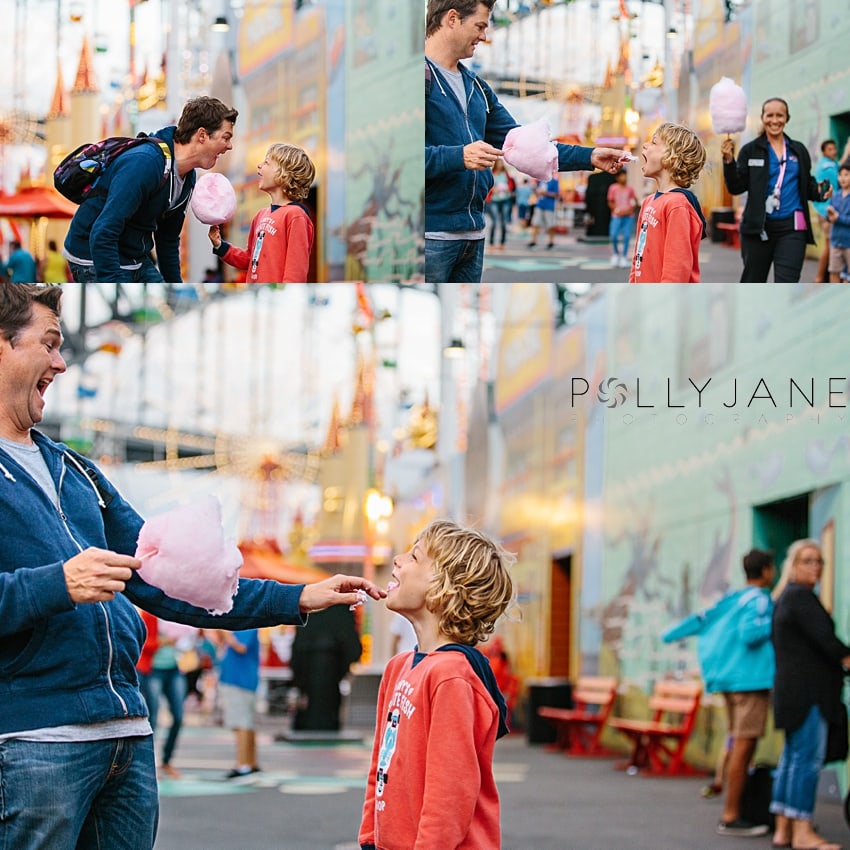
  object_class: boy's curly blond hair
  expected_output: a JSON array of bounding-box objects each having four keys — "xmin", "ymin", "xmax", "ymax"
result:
[
  {"xmin": 656, "ymin": 122, "xmax": 706, "ymax": 188},
  {"xmin": 417, "ymin": 519, "xmax": 515, "ymax": 646},
  {"xmin": 266, "ymin": 143, "xmax": 316, "ymax": 202}
]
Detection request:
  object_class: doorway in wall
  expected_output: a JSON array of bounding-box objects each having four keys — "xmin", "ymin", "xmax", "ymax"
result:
[
  {"xmin": 550, "ymin": 554, "xmax": 572, "ymax": 677},
  {"xmin": 752, "ymin": 492, "xmax": 809, "ymax": 579}
]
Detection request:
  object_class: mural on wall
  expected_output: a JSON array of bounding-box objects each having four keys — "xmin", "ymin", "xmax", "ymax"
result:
[
  {"xmin": 344, "ymin": 0, "xmax": 423, "ymax": 282},
  {"xmin": 594, "ymin": 286, "xmax": 850, "ymax": 693},
  {"xmin": 226, "ymin": 0, "xmax": 423, "ymax": 281}
]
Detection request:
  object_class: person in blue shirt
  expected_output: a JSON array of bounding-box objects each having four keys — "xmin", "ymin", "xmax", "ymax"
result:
[
  {"xmin": 527, "ymin": 177, "xmax": 560, "ymax": 249},
  {"xmin": 812, "ymin": 139, "xmax": 840, "ymax": 282},
  {"xmin": 215, "ymin": 628, "xmax": 263, "ymax": 779},
  {"xmin": 63, "ymin": 97, "xmax": 237, "ymax": 283},
  {"xmin": 663, "ymin": 549, "xmax": 776, "ymax": 838},
  {"xmin": 721, "ymin": 98, "xmax": 831, "ymax": 282},
  {"xmin": 5, "ymin": 240, "xmax": 37, "ymax": 282},
  {"xmin": 826, "ymin": 160, "xmax": 850, "ymax": 282}
]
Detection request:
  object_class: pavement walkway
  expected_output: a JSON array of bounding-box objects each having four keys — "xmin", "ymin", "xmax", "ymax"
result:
[
  {"xmin": 153, "ymin": 708, "xmax": 848, "ymax": 850},
  {"xmin": 480, "ymin": 219, "xmax": 821, "ymax": 284}
]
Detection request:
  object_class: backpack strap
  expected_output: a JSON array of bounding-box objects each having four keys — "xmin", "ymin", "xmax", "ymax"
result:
[{"xmin": 62, "ymin": 448, "xmax": 113, "ymax": 509}]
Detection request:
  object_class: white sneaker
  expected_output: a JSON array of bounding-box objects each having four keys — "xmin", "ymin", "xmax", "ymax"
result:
[
  {"xmin": 620, "ymin": 256, "xmax": 630, "ymax": 268},
  {"xmin": 610, "ymin": 254, "xmax": 619, "ymax": 265}
]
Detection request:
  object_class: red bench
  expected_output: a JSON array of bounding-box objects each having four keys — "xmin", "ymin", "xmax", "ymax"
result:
[
  {"xmin": 537, "ymin": 676, "xmax": 618, "ymax": 756},
  {"xmin": 609, "ymin": 680, "xmax": 703, "ymax": 776},
  {"xmin": 716, "ymin": 221, "xmax": 740, "ymax": 248}
]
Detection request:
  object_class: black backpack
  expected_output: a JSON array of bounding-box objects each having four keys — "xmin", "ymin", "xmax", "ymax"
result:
[{"xmin": 54, "ymin": 134, "xmax": 172, "ymax": 204}]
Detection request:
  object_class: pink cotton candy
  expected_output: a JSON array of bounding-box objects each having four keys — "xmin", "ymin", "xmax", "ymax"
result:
[
  {"xmin": 190, "ymin": 172, "xmax": 237, "ymax": 225},
  {"xmin": 502, "ymin": 119, "xmax": 558, "ymax": 181},
  {"xmin": 709, "ymin": 77, "xmax": 748, "ymax": 135},
  {"xmin": 136, "ymin": 496, "xmax": 242, "ymax": 615},
  {"xmin": 157, "ymin": 621, "xmax": 199, "ymax": 643}
]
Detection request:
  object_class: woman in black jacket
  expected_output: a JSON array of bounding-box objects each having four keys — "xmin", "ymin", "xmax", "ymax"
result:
[
  {"xmin": 721, "ymin": 98, "xmax": 831, "ymax": 282},
  {"xmin": 769, "ymin": 539, "xmax": 850, "ymax": 850}
]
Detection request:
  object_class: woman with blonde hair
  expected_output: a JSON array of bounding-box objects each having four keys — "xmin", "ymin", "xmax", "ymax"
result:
[{"xmin": 769, "ymin": 539, "xmax": 850, "ymax": 850}]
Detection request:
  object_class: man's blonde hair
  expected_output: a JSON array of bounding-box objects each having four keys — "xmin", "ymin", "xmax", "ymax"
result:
[
  {"xmin": 416, "ymin": 519, "xmax": 515, "ymax": 645},
  {"xmin": 266, "ymin": 143, "xmax": 315, "ymax": 202},
  {"xmin": 656, "ymin": 122, "xmax": 706, "ymax": 188}
]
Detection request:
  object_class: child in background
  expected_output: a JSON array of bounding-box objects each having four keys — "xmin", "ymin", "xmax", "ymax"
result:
[
  {"xmin": 607, "ymin": 169, "xmax": 638, "ymax": 268},
  {"xmin": 214, "ymin": 628, "xmax": 262, "ymax": 780},
  {"xmin": 826, "ymin": 160, "xmax": 850, "ymax": 283},
  {"xmin": 630, "ymin": 123, "xmax": 708, "ymax": 283},
  {"xmin": 209, "ymin": 143, "xmax": 315, "ymax": 283},
  {"xmin": 359, "ymin": 519, "xmax": 515, "ymax": 850}
]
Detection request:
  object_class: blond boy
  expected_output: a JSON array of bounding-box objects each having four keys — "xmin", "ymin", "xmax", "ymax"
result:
[
  {"xmin": 209, "ymin": 143, "xmax": 315, "ymax": 283},
  {"xmin": 359, "ymin": 519, "xmax": 515, "ymax": 850},
  {"xmin": 630, "ymin": 123, "xmax": 708, "ymax": 283}
]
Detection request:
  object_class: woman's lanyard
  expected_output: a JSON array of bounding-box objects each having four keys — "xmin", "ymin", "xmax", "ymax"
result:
[{"xmin": 769, "ymin": 139, "xmax": 787, "ymax": 202}]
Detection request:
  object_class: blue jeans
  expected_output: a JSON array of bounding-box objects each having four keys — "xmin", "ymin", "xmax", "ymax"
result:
[
  {"xmin": 769, "ymin": 704, "xmax": 828, "ymax": 821},
  {"xmin": 141, "ymin": 666, "xmax": 186, "ymax": 765},
  {"xmin": 0, "ymin": 736, "xmax": 158, "ymax": 849},
  {"xmin": 425, "ymin": 238, "xmax": 484, "ymax": 283},
  {"xmin": 68, "ymin": 257, "xmax": 165, "ymax": 284},
  {"xmin": 487, "ymin": 199, "xmax": 511, "ymax": 246},
  {"xmin": 609, "ymin": 214, "xmax": 634, "ymax": 257}
]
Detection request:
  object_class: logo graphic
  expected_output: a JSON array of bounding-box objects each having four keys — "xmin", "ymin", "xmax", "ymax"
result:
[{"xmin": 596, "ymin": 378, "xmax": 628, "ymax": 408}]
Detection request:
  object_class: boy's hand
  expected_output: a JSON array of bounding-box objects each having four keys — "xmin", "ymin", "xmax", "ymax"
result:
[
  {"xmin": 208, "ymin": 225, "xmax": 222, "ymax": 249},
  {"xmin": 827, "ymin": 207, "xmax": 838, "ymax": 222},
  {"xmin": 720, "ymin": 138, "xmax": 735, "ymax": 164}
]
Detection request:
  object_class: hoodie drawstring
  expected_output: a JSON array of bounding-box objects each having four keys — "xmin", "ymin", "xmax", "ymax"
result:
[{"xmin": 0, "ymin": 460, "xmax": 16, "ymax": 482}]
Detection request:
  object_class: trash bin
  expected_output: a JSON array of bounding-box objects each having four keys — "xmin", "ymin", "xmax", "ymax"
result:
[
  {"xmin": 526, "ymin": 677, "xmax": 573, "ymax": 744},
  {"xmin": 711, "ymin": 208, "xmax": 735, "ymax": 243}
]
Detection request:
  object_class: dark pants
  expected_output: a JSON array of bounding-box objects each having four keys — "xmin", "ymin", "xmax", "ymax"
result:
[{"xmin": 740, "ymin": 217, "xmax": 808, "ymax": 282}]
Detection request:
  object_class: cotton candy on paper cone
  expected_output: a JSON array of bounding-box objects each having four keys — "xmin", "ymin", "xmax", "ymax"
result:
[
  {"xmin": 709, "ymin": 77, "xmax": 748, "ymax": 135},
  {"xmin": 502, "ymin": 119, "xmax": 558, "ymax": 181},
  {"xmin": 136, "ymin": 496, "xmax": 242, "ymax": 614},
  {"xmin": 190, "ymin": 172, "xmax": 237, "ymax": 225}
]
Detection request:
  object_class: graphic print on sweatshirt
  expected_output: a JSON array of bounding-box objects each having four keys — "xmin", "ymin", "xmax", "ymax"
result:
[
  {"xmin": 248, "ymin": 213, "xmax": 282, "ymax": 281},
  {"xmin": 375, "ymin": 675, "xmax": 417, "ymax": 798},
  {"xmin": 376, "ymin": 707, "xmax": 401, "ymax": 797},
  {"xmin": 634, "ymin": 219, "xmax": 648, "ymax": 273}
]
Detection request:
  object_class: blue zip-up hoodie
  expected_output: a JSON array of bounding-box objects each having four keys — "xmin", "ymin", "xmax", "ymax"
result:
[
  {"xmin": 0, "ymin": 430, "xmax": 306, "ymax": 735},
  {"xmin": 63, "ymin": 126, "xmax": 195, "ymax": 283},
  {"xmin": 425, "ymin": 59, "xmax": 593, "ymax": 233},
  {"xmin": 662, "ymin": 587, "xmax": 774, "ymax": 693}
]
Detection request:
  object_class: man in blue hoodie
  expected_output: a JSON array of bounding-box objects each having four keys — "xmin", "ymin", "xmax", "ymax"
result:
[
  {"xmin": 0, "ymin": 285, "xmax": 386, "ymax": 849},
  {"xmin": 63, "ymin": 96, "xmax": 237, "ymax": 283},
  {"xmin": 663, "ymin": 549, "xmax": 776, "ymax": 838},
  {"xmin": 425, "ymin": 0, "xmax": 629, "ymax": 283}
]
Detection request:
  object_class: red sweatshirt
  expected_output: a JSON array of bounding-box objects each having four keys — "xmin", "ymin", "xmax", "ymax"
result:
[
  {"xmin": 629, "ymin": 190, "xmax": 704, "ymax": 283},
  {"xmin": 136, "ymin": 610, "xmax": 159, "ymax": 676},
  {"xmin": 221, "ymin": 203, "xmax": 314, "ymax": 283},
  {"xmin": 358, "ymin": 651, "xmax": 502, "ymax": 850}
]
